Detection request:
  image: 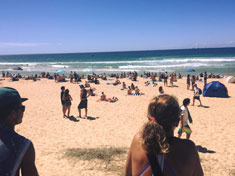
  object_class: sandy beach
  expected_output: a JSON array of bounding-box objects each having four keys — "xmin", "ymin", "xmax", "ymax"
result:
[{"xmin": 0, "ymin": 76, "xmax": 235, "ymax": 176}]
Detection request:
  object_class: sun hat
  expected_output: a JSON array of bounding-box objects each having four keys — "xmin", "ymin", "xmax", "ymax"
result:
[{"xmin": 0, "ymin": 87, "xmax": 28, "ymax": 108}]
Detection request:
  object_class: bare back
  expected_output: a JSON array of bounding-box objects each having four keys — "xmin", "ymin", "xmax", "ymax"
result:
[{"xmin": 125, "ymin": 132, "xmax": 203, "ymax": 176}]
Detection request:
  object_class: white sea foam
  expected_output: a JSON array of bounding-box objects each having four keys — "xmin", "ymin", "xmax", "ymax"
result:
[
  {"xmin": 119, "ymin": 63, "xmax": 211, "ymax": 69},
  {"xmin": 51, "ymin": 65, "xmax": 69, "ymax": 68}
]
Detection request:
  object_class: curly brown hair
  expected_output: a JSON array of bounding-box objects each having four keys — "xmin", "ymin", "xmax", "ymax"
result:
[{"xmin": 142, "ymin": 95, "xmax": 180, "ymax": 155}]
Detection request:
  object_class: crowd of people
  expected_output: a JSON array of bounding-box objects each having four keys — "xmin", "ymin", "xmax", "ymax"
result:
[{"xmin": 1, "ymin": 69, "xmax": 219, "ymax": 175}]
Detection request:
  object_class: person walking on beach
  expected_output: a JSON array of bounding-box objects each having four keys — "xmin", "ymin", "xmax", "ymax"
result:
[
  {"xmin": 0, "ymin": 87, "xmax": 38, "ymax": 176},
  {"xmin": 204, "ymin": 72, "xmax": 208, "ymax": 87},
  {"xmin": 178, "ymin": 98, "xmax": 193, "ymax": 139},
  {"xmin": 125, "ymin": 95, "xmax": 203, "ymax": 176},
  {"xmin": 187, "ymin": 74, "xmax": 190, "ymax": 90},
  {"xmin": 192, "ymin": 84, "xmax": 202, "ymax": 106},
  {"xmin": 78, "ymin": 85, "xmax": 90, "ymax": 118},
  {"xmin": 191, "ymin": 75, "xmax": 196, "ymax": 90},
  {"xmin": 60, "ymin": 86, "xmax": 65, "ymax": 117},
  {"xmin": 63, "ymin": 89, "xmax": 73, "ymax": 118},
  {"xmin": 163, "ymin": 72, "xmax": 168, "ymax": 86}
]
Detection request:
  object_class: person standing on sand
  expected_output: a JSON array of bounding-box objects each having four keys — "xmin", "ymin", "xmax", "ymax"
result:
[
  {"xmin": 78, "ymin": 85, "xmax": 90, "ymax": 118},
  {"xmin": 191, "ymin": 75, "xmax": 196, "ymax": 91},
  {"xmin": 204, "ymin": 72, "xmax": 208, "ymax": 87},
  {"xmin": 63, "ymin": 89, "xmax": 73, "ymax": 118},
  {"xmin": 178, "ymin": 98, "xmax": 193, "ymax": 139},
  {"xmin": 192, "ymin": 84, "xmax": 202, "ymax": 106},
  {"xmin": 163, "ymin": 72, "xmax": 168, "ymax": 86},
  {"xmin": 60, "ymin": 86, "xmax": 65, "ymax": 117},
  {"xmin": 0, "ymin": 87, "xmax": 38, "ymax": 176},
  {"xmin": 187, "ymin": 74, "xmax": 190, "ymax": 90}
]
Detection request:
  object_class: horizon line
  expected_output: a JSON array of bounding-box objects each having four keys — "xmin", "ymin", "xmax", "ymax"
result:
[{"xmin": 0, "ymin": 46, "xmax": 235, "ymax": 56}]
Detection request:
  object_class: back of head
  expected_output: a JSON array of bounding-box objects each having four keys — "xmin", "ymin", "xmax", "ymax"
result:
[
  {"xmin": 64, "ymin": 89, "xmax": 69, "ymax": 96},
  {"xmin": 183, "ymin": 98, "xmax": 190, "ymax": 106},
  {"xmin": 142, "ymin": 95, "xmax": 180, "ymax": 155}
]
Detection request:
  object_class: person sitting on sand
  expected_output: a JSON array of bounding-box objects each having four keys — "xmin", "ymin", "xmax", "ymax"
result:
[
  {"xmin": 178, "ymin": 98, "xmax": 193, "ymax": 139},
  {"xmin": 131, "ymin": 83, "xmax": 135, "ymax": 90},
  {"xmin": 85, "ymin": 81, "xmax": 90, "ymax": 88},
  {"xmin": 125, "ymin": 95, "xmax": 203, "ymax": 176},
  {"xmin": 145, "ymin": 81, "xmax": 150, "ymax": 86},
  {"xmin": 115, "ymin": 78, "xmax": 121, "ymax": 84},
  {"xmin": 127, "ymin": 86, "xmax": 132, "ymax": 95},
  {"xmin": 100, "ymin": 92, "xmax": 107, "ymax": 101},
  {"xmin": 158, "ymin": 86, "xmax": 164, "ymax": 95},
  {"xmin": 89, "ymin": 87, "xmax": 96, "ymax": 96},
  {"xmin": 63, "ymin": 89, "xmax": 73, "ymax": 118},
  {"xmin": 108, "ymin": 96, "xmax": 119, "ymax": 103},
  {"xmin": 134, "ymin": 86, "xmax": 140, "ymax": 96}
]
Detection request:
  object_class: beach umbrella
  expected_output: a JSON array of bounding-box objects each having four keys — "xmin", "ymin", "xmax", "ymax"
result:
[
  {"xmin": 83, "ymin": 68, "xmax": 95, "ymax": 72},
  {"xmin": 187, "ymin": 68, "xmax": 195, "ymax": 72},
  {"xmin": 56, "ymin": 69, "xmax": 66, "ymax": 73}
]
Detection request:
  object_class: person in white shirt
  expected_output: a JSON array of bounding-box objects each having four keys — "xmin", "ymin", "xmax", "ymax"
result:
[
  {"xmin": 192, "ymin": 84, "xmax": 202, "ymax": 106},
  {"xmin": 178, "ymin": 98, "xmax": 193, "ymax": 139}
]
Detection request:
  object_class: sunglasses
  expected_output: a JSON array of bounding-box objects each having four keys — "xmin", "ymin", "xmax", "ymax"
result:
[{"xmin": 15, "ymin": 105, "xmax": 25, "ymax": 112}]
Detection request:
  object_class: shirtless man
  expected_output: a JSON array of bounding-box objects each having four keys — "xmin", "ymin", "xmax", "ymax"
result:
[{"xmin": 78, "ymin": 85, "xmax": 90, "ymax": 118}]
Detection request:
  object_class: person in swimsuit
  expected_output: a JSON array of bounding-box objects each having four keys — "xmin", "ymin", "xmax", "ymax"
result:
[
  {"xmin": 125, "ymin": 95, "xmax": 203, "ymax": 176},
  {"xmin": 63, "ymin": 89, "xmax": 73, "ymax": 118},
  {"xmin": 60, "ymin": 86, "xmax": 65, "ymax": 117},
  {"xmin": 187, "ymin": 74, "xmax": 190, "ymax": 90},
  {"xmin": 78, "ymin": 85, "xmax": 90, "ymax": 118}
]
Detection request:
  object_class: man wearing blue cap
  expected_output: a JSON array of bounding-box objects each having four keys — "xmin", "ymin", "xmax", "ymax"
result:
[{"xmin": 0, "ymin": 87, "xmax": 38, "ymax": 176}]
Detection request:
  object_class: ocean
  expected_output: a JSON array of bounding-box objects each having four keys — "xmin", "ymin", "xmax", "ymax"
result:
[{"xmin": 0, "ymin": 47, "xmax": 235, "ymax": 76}]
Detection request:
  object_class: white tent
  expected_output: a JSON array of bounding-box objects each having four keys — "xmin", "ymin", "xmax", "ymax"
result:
[{"xmin": 226, "ymin": 76, "xmax": 235, "ymax": 83}]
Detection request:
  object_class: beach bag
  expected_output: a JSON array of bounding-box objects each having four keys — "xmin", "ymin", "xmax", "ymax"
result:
[{"xmin": 199, "ymin": 88, "xmax": 202, "ymax": 95}]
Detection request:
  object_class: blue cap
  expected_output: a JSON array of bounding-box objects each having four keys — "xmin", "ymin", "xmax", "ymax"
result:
[{"xmin": 0, "ymin": 87, "xmax": 28, "ymax": 108}]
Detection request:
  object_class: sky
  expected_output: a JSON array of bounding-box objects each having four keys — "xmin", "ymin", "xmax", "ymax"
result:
[{"xmin": 0, "ymin": 0, "xmax": 235, "ymax": 54}]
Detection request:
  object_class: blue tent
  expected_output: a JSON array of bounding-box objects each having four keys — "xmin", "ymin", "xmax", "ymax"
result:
[
  {"xmin": 203, "ymin": 81, "xmax": 228, "ymax": 97},
  {"xmin": 187, "ymin": 68, "xmax": 195, "ymax": 72}
]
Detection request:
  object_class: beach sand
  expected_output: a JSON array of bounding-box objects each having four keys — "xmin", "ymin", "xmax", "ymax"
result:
[{"xmin": 1, "ymin": 76, "xmax": 235, "ymax": 176}]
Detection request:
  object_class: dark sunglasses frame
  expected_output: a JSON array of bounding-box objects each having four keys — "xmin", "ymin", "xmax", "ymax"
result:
[{"xmin": 15, "ymin": 105, "xmax": 25, "ymax": 112}]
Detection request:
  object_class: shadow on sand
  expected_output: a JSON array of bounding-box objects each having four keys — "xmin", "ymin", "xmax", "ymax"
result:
[
  {"xmin": 87, "ymin": 116, "xmax": 99, "ymax": 120},
  {"xmin": 198, "ymin": 105, "xmax": 210, "ymax": 108},
  {"xmin": 67, "ymin": 116, "xmax": 79, "ymax": 122},
  {"xmin": 77, "ymin": 116, "xmax": 99, "ymax": 121},
  {"xmin": 196, "ymin": 145, "xmax": 215, "ymax": 153}
]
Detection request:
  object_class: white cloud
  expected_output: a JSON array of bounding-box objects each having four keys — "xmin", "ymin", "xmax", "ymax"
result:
[{"xmin": 0, "ymin": 42, "xmax": 49, "ymax": 47}]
